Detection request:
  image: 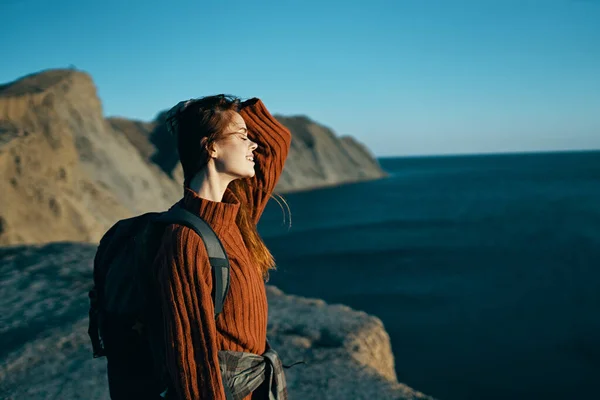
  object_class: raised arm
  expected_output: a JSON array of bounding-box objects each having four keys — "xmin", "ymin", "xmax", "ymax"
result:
[
  {"xmin": 155, "ymin": 226, "xmax": 226, "ymax": 400},
  {"xmin": 237, "ymin": 98, "xmax": 292, "ymax": 224}
]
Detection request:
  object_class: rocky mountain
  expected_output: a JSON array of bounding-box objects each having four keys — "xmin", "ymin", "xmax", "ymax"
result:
[
  {"xmin": 0, "ymin": 243, "xmax": 433, "ymax": 400},
  {"xmin": 0, "ymin": 70, "xmax": 181, "ymax": 246},
  {"xmin": 274, "ymin": 115, "xmax": 387, "ymax": 192},
  {"xmin": 0, "ymin": 68, "xmax": 386, "ymax": 246},
  {"xmin": 107, "ymin": 107, "xmax": 387, "ymax": 194}
]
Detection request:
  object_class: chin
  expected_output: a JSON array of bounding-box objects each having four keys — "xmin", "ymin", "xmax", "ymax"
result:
[{"xmin": 234, "ymin": 170, "xmax": 255, "ymax": 179}]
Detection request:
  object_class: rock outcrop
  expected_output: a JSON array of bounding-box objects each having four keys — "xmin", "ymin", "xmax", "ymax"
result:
[
  {"xmin": 266, "ymin": 286, "xmax": 433, "ymax": 399},
  {"xmin": 0, "ymin": 243, "xmax": 433, "ymax": 400},
  {"xmin": 274, "ymin": 116, "xmax": 387, "ymax": 192},
  {"xmin": 0, "ymin": 68, "xmax": 386, "ymax": 247},
  {"xmin": 0, "ymin": 70, "xmax": 181, "ymax": 246},
  {"xmin": 108, "ymin": 112, "xmax": 387, "ymax": 194}
]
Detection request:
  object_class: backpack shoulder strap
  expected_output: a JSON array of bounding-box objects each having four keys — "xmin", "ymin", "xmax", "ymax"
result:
[{"xmin": 155, "ymin": 205, "xmax": 230, "ymax": 318}]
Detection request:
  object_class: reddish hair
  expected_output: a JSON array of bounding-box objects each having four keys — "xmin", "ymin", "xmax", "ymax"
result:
[{"xmin": 170, "ymin": 94, "xmax": 280, "ymax": 278}]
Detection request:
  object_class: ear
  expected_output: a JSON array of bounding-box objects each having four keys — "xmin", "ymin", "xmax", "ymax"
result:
[{"xmin": 205, "ymin": 141, "xmax": 219, "ymax": 159}]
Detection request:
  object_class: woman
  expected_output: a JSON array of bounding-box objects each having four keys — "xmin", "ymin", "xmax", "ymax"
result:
[{"xmin": 153, "ymin": 95, "xmax": 292, "ymax": 399}]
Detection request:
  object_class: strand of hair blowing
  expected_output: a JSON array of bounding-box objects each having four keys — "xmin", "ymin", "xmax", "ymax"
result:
[
  {"xmin": 229, "ymin": 179, "xmax": 277, "ymax": 280},
  {"xmin": 173, "ymin": 95, "xmax": 281, "ymax": 280}
]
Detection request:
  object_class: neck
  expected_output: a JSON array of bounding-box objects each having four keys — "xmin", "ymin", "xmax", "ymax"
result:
[{"xmin": 187, "ymin": 162, "xmax": 233, "ymax": 202}]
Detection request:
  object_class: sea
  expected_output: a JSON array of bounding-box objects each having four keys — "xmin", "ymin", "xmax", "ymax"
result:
[{"xmin": 257, "ymin": 150, "xmax": 600, "ymax": 400}]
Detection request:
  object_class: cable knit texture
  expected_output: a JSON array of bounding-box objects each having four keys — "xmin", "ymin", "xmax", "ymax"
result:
[{"xmin": 153, "ymin": 99, "xmax": 292, "ymax": 400}]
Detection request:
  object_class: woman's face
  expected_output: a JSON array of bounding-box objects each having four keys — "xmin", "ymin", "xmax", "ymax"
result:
[{"xmin": 211, "ymin": 111, "xmax": 258, "ymax": 179}]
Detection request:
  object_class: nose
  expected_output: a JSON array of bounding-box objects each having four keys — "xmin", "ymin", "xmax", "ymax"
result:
[{"xmin": 249, "ymin": 140, "xmax": 258, "ymax": 151}]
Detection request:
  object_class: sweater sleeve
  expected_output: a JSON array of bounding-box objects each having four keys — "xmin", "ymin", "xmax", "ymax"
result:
[
  {"xmin": 237, "ymin": 98, "xmax": 292, "ymax": 224},
  {"xmin": 155, "ymin": 225, "xmax": 226, "ymax": 400}
]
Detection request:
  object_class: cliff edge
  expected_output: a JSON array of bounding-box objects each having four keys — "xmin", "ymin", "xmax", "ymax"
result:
[{"xmin": 0, "ymin": 243, "xmax": 433, "ymax": 400}]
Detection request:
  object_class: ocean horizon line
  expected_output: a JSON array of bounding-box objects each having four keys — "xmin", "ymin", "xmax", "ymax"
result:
[{"xmin": 377, "ymin": 147, "xmax": 600, "ymax": 160}]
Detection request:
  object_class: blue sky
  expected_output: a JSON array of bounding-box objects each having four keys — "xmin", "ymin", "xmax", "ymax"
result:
[{"xmin": 1, "ymin": 0, "xmax": 599, "ymax": 156}]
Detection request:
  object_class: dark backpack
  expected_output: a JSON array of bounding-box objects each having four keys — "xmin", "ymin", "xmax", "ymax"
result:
[{"xmin": 87, "ymin": 203, "xmax": 231, "ymax": 399}]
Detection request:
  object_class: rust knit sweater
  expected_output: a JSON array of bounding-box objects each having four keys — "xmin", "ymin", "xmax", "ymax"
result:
[{"xmin": 153, "ymin": 99, "xmax": 292, "ymax": 400}]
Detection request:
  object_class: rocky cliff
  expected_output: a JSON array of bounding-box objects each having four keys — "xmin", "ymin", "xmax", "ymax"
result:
[
  {"xmin": 0, "ymin": 68, "xmax": 386, "ymax": 246},
  {"xmin": 0, "ymin": 243, "xmax": 432, "ymax": 400},
  {"xmin": 0, "ymin": 70, "xmax": 181, "ymax": 246},
  {"xmin": 107, "ymin": 109, "xmax": 387, "ymax": 194},
  {"xmin": 273, "ymin": 116, "xmax": 387, "ymax": 192}
]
